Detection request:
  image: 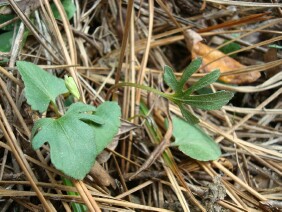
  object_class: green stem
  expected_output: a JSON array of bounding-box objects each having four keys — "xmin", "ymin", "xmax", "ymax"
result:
[
  {"xmin": 50, "ymin": 101, "xmax": 61, "ymax": 117},
  {"xmin": 106, "ymin": 82, "xmax": 172, "ymax": 101}
]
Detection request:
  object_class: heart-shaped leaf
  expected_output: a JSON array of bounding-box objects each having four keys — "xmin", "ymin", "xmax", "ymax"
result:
[
  {"xmin": 172, "ymin": 116, "xmax": 221, "ymax": 161},
  {"xmin": 17, "ymin": 61, "xmax": 68, "ymax": 113},
  {"xmin": 32, "ymin": 102, "xmax": 121, "ymax": 179}
]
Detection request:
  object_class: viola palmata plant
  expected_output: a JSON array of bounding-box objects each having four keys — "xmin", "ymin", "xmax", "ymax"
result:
[
  {"xmin": 107, "ymin": 58, "xmax": 234, "ymax": 161},
  {"xmin": 108, "ymin": 57, "xmax": 234, "ymax": 124},
  {"xmin": 164, "ymin": 58, "xmax": 234, "ymax": 160}
]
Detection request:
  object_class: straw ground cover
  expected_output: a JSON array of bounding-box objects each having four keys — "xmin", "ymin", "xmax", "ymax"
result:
[{"xmin": 0, "ymin": 0, "xmax": 281, "ymax": 211}]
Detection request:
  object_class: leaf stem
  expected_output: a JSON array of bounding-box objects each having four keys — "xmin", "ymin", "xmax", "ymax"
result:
[
  {"xmin": 106, "ymin": 82, "xmax": 172, "ymax": 101},
  {"xmin": 50, "ymin": 101, "xmax": 61, "ymax": 117}
]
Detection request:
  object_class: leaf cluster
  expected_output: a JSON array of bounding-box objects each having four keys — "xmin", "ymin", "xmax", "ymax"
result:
[
  {"xmin": 17, "ymin": 61, "xmax": 121, "ymax": 179},
  {"xmin": 163, "ymin": 57, "xmax": 234, "ymax": 124}
]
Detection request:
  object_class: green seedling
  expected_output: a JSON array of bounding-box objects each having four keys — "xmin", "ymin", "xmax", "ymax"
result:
[
  {"xmin": 17, "ymin": 61, "xmax": 121, "ymax": 180},
  {"xmin": 108, "ymin": 57, "xmax": 234, "ymax": 124},
  {"xmin": 107, "ymin": 58, "xmax": 233, "ymax": 161}
]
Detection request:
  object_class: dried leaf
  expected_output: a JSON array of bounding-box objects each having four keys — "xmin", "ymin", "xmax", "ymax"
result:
[{"xmin": 185, "ymin": 29, "xmax": 261, "ymax": 84}]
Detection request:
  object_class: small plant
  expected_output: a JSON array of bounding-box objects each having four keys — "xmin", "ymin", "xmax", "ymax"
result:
[
  {"xmin": 107, "ymin": 57, "xmax": 234, "ymax": 161},
  {"xmin": 108, "ymin": 57, "xmax": 234, "ymax": 124},
  {"xmin": 17, "ymin": 61, "xmax": 121, "ymax": 180},
  {"xmin": 163, "ymin": 58, "xmax": 233, "ymax": 160}
]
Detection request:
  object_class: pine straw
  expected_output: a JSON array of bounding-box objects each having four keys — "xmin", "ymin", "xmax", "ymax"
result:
[{"xmin": 0, "ymin": 1, "xmax": 281, "ymax": 211}]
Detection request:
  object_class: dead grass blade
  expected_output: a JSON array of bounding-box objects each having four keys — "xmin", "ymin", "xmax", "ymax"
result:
[
  {"xmin": 0, "ymin": 107, "xmax": 54, "ymax": 211},
  {"xmin": 114, "ymin": 0, "xmax": 134, "ymax": 85},
  {"xmin": 206, "ymin": 0, "xmax": 282, "ymax": 7},
  {"xmin": 136, "ymin": 0, "xmax": 154, "ymax": 105}
]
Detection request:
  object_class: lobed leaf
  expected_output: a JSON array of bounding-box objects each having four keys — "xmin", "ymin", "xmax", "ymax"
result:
[
  {"xmin": 162, "ymin": 58, "xmax": 234, "ymax": 125},
  {"xmin": 180, "ymin": 91, "xmax": 234, "ymax": 110},
  {"xmin": 184, "ymin": 69, "xmax": 220, "ymax": 96},
  {"xmin": 31, "ymin": 102, "xmax": 121, "ymax": 180},
  {"xmin": 32, "ymin": 103, "xmax": 100, "ymax": 179},
  {"xmin": 177, "ymin": 57, "xmax": 202, "ymax": 93},
  {"xmin": 171, "ymin": 116, "xmax": 221, "ymax": 161},
  {"xmin": 163, "ymin": 65, "xmax": 178, "ymax": 91},
  {"xmin": 33, "ymin": 117, "xmax": 97, "ymax": 179},
  {"xmin": 17, "ymin": 61, "xmax": 68, "ymax": 113}
]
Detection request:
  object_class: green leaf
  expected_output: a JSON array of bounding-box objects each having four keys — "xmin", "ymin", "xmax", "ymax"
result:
[
  {"xmin": 65, "ymin": 102, "xmax": 96, "ymax": 113},
  {"xmin": 17, "ymin": 61, "xmax": 68, "ymax": 113},
  {"xmin": 0, "ymin": 14, "xmax": 17, "ymax": 31},
  {"xmin": 32, "ymin": 101, "xmax": 121, "ymax": 179},
  {"xmin": 161, "ymin": 58, "xmax": 234, "ymax": 125},
  {"xmin": 91, "ymin": 101, "xmax": 121, "ymax": 153},
  {"xmin": 31, "ymin": 118, "xmax": 53, "ymax": 139},
  {"xmin": 66, "ymin": 102, "xmax": 104, "ymax": 125},
  {"xmin": 32, "ymin": 102, "xmax": 103, "ymax": 180},
  {"xmin": 184, "ymin": 69, "xmax": 220, "ymax": 96},
  {"xmin": 181, "ymin": 91, "xmax": 234, "ymax": 110},
  {"xmin": 219, "ymin": 40, "xmax": 240, "ymax": 57},
  {"xmin": 171, "ymin": 116, "xmax": 221, "ymax": 161},
  {"xmin": 164, "ymin": 65, "xmax": 178, "ymax": 91},
  {"xmin": 0, "ymin": 30, "xmax": 14, "ymax": 52},
  {"xmin": 178, "ymin": 103, "xmax": 199, "ymax": 124},
  {"xmin": 177, "ymin": 57, "xmax": 202, "ymax": 93},
  {"xmin": 0, "ymin": 27, "xmax": 29, "ymax": 52},
  {"xmin": 51, "ymin": 0, "xmax": 76, "ymax": 20}
]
